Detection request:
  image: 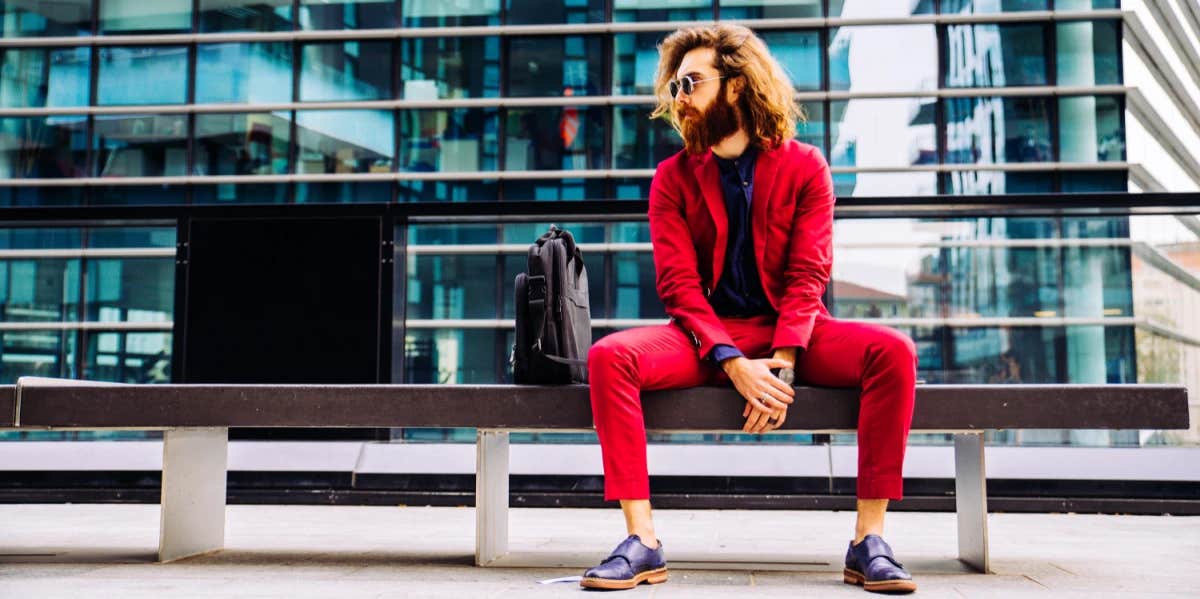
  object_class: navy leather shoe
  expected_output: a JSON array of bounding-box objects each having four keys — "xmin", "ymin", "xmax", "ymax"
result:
[
  {"xmin": 843, "ymin": 535, "xmax": 917, "ymax": 593},
  {"xmin": 580, "ymin": 535, "xmax": 668, "ymax": 590}
]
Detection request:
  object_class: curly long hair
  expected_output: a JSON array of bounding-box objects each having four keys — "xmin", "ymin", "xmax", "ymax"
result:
[{"xmin": 650, "ymin": 23, "xmax": 804, "ymax": 150}]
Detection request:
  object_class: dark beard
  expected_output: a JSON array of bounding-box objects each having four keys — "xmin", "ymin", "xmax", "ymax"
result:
[{"xmin": 676, "ymin": 86, "xmax": 742, "ymax": 155}]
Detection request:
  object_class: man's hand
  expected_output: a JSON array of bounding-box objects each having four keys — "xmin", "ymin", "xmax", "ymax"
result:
[{"xmin": 722, "ymin": 357, "xmax": 795, "ymax": 433}]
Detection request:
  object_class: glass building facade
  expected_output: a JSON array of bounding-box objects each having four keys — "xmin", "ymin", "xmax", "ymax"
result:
[{"xmin": 0, "ymin": 0, "xmax": 1197, "ymax": 451}]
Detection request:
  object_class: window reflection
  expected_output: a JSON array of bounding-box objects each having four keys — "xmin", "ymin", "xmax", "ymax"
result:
[
  {"xmin": 397, "ymin": 180, "xmax": 499, "ymax": 203},
  {"xmin": 945, "ymin": 96, "xmax": 1052, "ymax": 164},
  {"xmin": 940, "ymin": 0, "xmax": 1047, "ymax": 13},
  {"xmin": 507, "ymin": 36, "xmax": 603, "ymax": 97},
  {"xmin": 400, "ymin": 37, "xmax": 501, "ymax": 99},
  {"xmin": 0, "ymin": 0, "xmax": 91, "ymax": 37},
  {"xmin": 403, "ymin": 328, "xmax": 500, "ymax": 384},
  {"xmin": 943, "ymin": 23, "xmax": 1047, "ymax": 88},
  {"xmin": 506, "ymin": 0, "xmax": 602, "ymax": 24},
  {"xmin": 829, "ymin": 25, "xmax": 936, "ymax": 92},
  {"xmin": 830, "ymin": 98, "xmax": 937, "ymax": 168},
  {"xmin": 295, "ymin": 109, "xmax": 394, "ymax": 174},
  {"xmin": 720, "ymin": 0, "xmax": 821, "ymax": 19},
  {"xmin": 300, "ymin": 41, "xmax": 392, "ymax": 102},
  {"xmin": 100, "ymin": 0, "xmax": 191, "ymax": 33},
  {"xmin": 402, "ymin": 0, "xmax": 499, "ymax": 27},
  {"xmin": 0, "ymin": 47, "xmax": 90, "ymax": 108},
  {"xmin": 613, "ymin": 106, "xmax": 681, "ymax": 169},
  {"xmin": 298, "ymin": 0, "xmax": 396, "ymax": 30},
  {"xmin": 1059, "ymin": 95, "xmax": 1123, "ymax": 162},
  {"xmin": 94, "ymin": 114, "xmax": 188, "ymax": 177},
  {"xmin": 97, "ymin": 46, "xmax": 189, "ymax": 106},
  {"xmin": 408, "ymin": 254, "xmax": 498, "ymax": 320},
  {"xmin": 0, "ymin": 330, "xmax": 75, "ymax": 382},
  {"xmin": 399, "ymin": 109, "xmax": 498, "ymax": 173},
  {"xmin": 194, "ymin": 112, "xmax": 291, "ymax": 175},
  {"xmin": 505, "ymin": 107, "xmax": 606, "ymax": 171},
  {"xmin": 613, "ymin": 0, "xmax": 708, "ymax": 22},
  {"xmin": 761, "ymin": 30, "xmax": 823, "ymax": 91},
  {"xmin": 199, "ymin": 0, "xmax": 292, "ymax": 32},
  {"xmin": 0, "ymin": 116, "xmax": 88, "ymax": 179},
  {"xmin": 85, "ymin": 332, "xmax": 172, "ymax": 383},
  {"xmin": 196, "ymin": 43, "xmax": 293, "ymax": 104}
]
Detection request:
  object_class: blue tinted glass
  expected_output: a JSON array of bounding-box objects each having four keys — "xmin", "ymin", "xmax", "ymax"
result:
[
  {"xmin": 0, "ymin": 227, "xmax": 82, "ymax": 248},
  {"xmin": 613, "ymin": 0, "xmax": 707, "ymax": 21},
  {"xmin": 831, "ymin": 0, "xmax": 934, "ymax": 15},
  {"xmin": 943, "ymin": 171, "xmax": 1054, "ymax": 194},
  {"xmin": 0, "ymin": 115, "xmax": 88, "ymax": 178},
  {"xmin": 945, "ymin": 96, "xmax": 1052, "ymax": 164},
  {"xmin": 797, "ymin": 100, "xmax": 824, "ymax": 154},
  {"xmin": 93, "ymin": 185, "xmax": 187, "ymax": 205},
  {"xmin": 100, "ymin": 0, "xmax": 190, "ymax": 33},
  {"xmin": 612, "ymin": 252, "xmax": 665, "ymax": 319},
  {"xmin": 199, "ymin": 0, "xmax": 292, "ymax": 32},
  {"xmin": 830, "ymin": 98, "xmax": 937, "ymax": 168},
  {"xmin": 1057, "ymin": 20, "xmax": 1121, "ymax": 86},
  {"xmin": 298, "ymin": 0, "xmax": 396, "ymax": 30},
  {"xmin": 193, "ymin": 183, "xmax": 290, "ymax": 204},
  {"xmin": 408, "ymin": 254, "xmax": 499, "ymax": 319},
  {"xmin": 85, "ymin": 332, "xmax": 172, "ymax": 383},
  {"xmin": 93, "ymin": 114, "xmax": 188, "ymax": 177},
  {"xmin": 508, "ymin": 36, "xmax": 603, "ymax": 97},
  {"xmin": 399, "ymin": 109, "xmax": 498, "ymax": 173},
  {"xmin": 0, "ymin": 47, "xmax": 90, "ymax": 107},
  {"xmin": 196, "ymin": 43, "xmax": 293, "ymax": 104},
  {"xmin": 398, "ymin": 180, "xmax": 499, "ymax": 203},
  {"xmin": 613, "ymin": 32, "xmax": 666, "ymax": 95},
  {"xmin": 402, "ymin": 0, "xmax": 499, "ymax": 26},
  {"xmin": 504, "ymin": 179, "xmax": 607, "ymax": 201},
  {"xmin": 296, "ymin": 109, "xmax": 394, "ymax": 173},
  {"xmin": 300, "ymin": 41, "xmax": 392, "ymax": 101},
  {"xmin": 939, "ymin": 0, "xmax": 1046, "ymax": 12},
  {"xmin": 407, "ymin": 224, "xmax": 500, "ymax": 245},
  {"xmin": 87, "ymin": 227, "xmax": 176, "ymax": 248},
  {"xmin": 501, "ymin": 222, "xmax": 605, "ymax": 243},
  {"xmin": 944, "ymin": 23, "xmax": 1048, "ymax": 87},
  {"xmin": 0, "ymin": 187, "xmax": 84, "ymax": 206},
  {"xmin": 194, "ymin": 113, "xmax": 291, "ymax": 175},
  {"xmin": 97, "ymin": 46, "xmax": 188, "ymax": 105},
  {"xmin": 1061, "ymin": 246, "xmax": 1132, "ymax": 318},
  {"xmin": 0, "ymin": 258, "xmax": 79, "ymax": 320},
  {"xmin": 761, "ymin": 30, "xmax": 822, "ymax": 91},
  {"xmin": 0, "ymin": 329, "xmax": 77, "ymax": 381},
  {"xmin": 505, "ymin": 107, "xmax": 606, "ymax": 171},
  {"xmin": 85, "ymin": 258, "xmax": 174, "ymax": 321},
  {"xmin": 295, "ymin": 182, "xmax": 391, "ymax": 203},
  {"xmin": 719, "ymin": 0, "xmax": 821, "ymax": 19},
  {"xmin": 1061, "ymin": 170, "xmax": 1127, "ymax": 192},
  {"xmin": 400, "ymin": 37, "xmax": 501, "ymax": 99},
  {"xmin": 0, "ymin": 0, "xmax": 91, "ymax": 36},
  {"xmin": 402, "ymin": 328, "xmax": 500, "ymax": 383},
  {"xmin": 1060, "ymin": 95, "xmax": 1123, "ymax": 163},
  {"xmin": 613, "ymin": 106, "xmax": 681, "ymax": 169},
  {"xmin": 507, "ymin": 0, "xmax": 602, "ymax": 24}
]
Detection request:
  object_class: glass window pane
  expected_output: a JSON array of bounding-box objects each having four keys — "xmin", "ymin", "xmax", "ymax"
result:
[
  {"xmin": 1057, "ymin": 20, "xmax": 1121, "ymax": 86},
  {"xmin": 506, "ymin": 0, "xmax": 602, "ymax": 24},
  {"xmin": 100, "ymin": 0, "xmax": 191, "ymax": 33},
  {"xmin": 0, "ymin": 0, "xmax": 91, "ymax": 37},
  {"xmin": 400, "ymin": 37, "xmax": 501, "ymax": 99},
  {"xmin": 300, "ymin": 41, "xmax": 392, "ymax": 102},
  {"xmin": 295, "ymin": 182, "xmax": 391, "ymax": 203},
  {"xmin": 504, "ymin": 179, "xmax": 607, "ymax": 201},
  {"xmin": 0, "ymin": 115, "xmax": 88, "ymax": 178},
  {"xmin": 797, "ymin": 100, "xmax": 824, "ymax": 154},
  {"xmin": 298, "ymin": 0, "xmax": 396, "ymax": 30},
  {"xmin": 760, "ymin": 30, "xmax": 822, "ymax": 91},
  {"xmin": 0, "ymin": 187, "xmax": 83, "ymax": 206},
  {"xmin": 613, "ymin": 106, "xmax": 682, "ymax": 169},
  {"xmin": 502, "ymin": 222, "xmax": 605, "ymax": 243},
  {"xmin": 296, "ymin": 109, "xmax": 394, "ymax": 174},
  {"xmin": 402, "ymin": 0, "xmax": 499, "ymax": 27},
  {"xmin": 943, "ymin": 23, "xmax": 1047, "ymax": 88},
  {"xmin": 830, "ymin": 98, "xmax": 937, "ymax": 168},
  {"xmin": 399, "ymin": 109, "xmax": 498, "ymax": 173},
  {"xmin": 0, "ymin": 47, "xmax": 90, "ymax": 107},
  {"xmin": 403, "ymin": 328, "xmax": 500, "ymax": 383},
  {"xmin": 87, "ymin": 226, "xmax": 174, "ymax": 248},
  {"xmin": 0, "ymin": 227, "xmax": 83, "ymax": 248},
  {"xmin": 830, "ymin": 25, "xmax": 936, "ymax": 93},
  {"xmin": 1062, "ymin": 246, "xmax": 1133, "ymax": 318},
  {"xmin": 612, "ymin": 251, "xmax": 664, "ymax": 319},
  {"xmin": 93, "ymin": 184, "xmax": 187, "ymax": 205},
  {"xmin": 196, "ymin": 42, "xmax": 293, "ymax": 104},
  {"xmin": 193, "ymin": 183, "xmax": 290, "ymax": 204},
  {"xmin": 407, "ymin": 254, "xmax": 498, "ymax": 319},
  {"xmin": 199, "ymin": 0, "xmax": 293, "ymax": 32},
  {"xmin": 505, "ymin": 107, "xmax": 606, "ymax": 171},
  {"xmin": 1061, "ymin": 170, "xmax": 1127, "ymax": 192},
  {"xmin": 407, "ymin": 223, "xmax": 499, "ymax": 245},
  {"xmin": 93, "ymin": 114, "xmax": 188, "ymax": 177},
  {"xmin": 97, "ymin": 46, "xmax": 189, "ymax": 105},
  {"xmin": 613, "ymin": 32, "xmax": 665, "ymax": 95},
  {"xmin": 834, "ymin": 172, "xmax": 937, "ymax": 197},
  {"xmin": 0, "ymin": 258, "xmax": 79, "ymax": 320},
  {"xmin": 508, "ymin": 36, "xmax": 603, "ymax": 97},
  {"xmin": 831, "ymin": 0, "xmax": 934, "ymax": 15},
  {"xmin": 85, "ymin": 331, "xmax": 172, "ymax": 383},
  {"xmin": 397, "ymin": 180, "xmax": 499, "ymax": 203},
  {"xmin": 943, "ymin": 171, "xmax": 1054, "ymax": 195},
  {"xmin": 0, "ymin": 329, "xmax": 76, "ymax": 382},
  {"xmin": 1059, "ymin": 95, "xmax": 1124, "ymax": 163},
  {"xmin": 194, "ymin": 112, "xmax": 291, "ymax": 175},
  {"xmin": 85, "ymin": 258, "xmax": 173, "ymax": 322},
  {"xmin": 944, "ymin": 96, "xmax": 1052, "ymax": 164},
  {"xmin": 939, "ymin": 0, "xmax": 1047, "ymax": 12},
  {"xmin": 613, "ymin": 0, "xmax": 708, "ymax": 22},
  {"xmin": 719, "ymin": 0, "xmax": 821, "ymax": 19}
]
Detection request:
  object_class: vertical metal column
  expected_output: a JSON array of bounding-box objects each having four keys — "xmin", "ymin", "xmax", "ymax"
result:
[
  {"xmin": 953, "ymin": 432, "xmax": 989, "ymax": 573},
  {"xmin": 475, "ymin": 428, "xmax": 510, "ymax": 566},
  {"xmin": 159, "ymin": 427, "xmax": 229, "ymax": 563}
]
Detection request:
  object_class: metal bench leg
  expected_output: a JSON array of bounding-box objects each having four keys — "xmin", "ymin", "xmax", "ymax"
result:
[
  {"xmin": 475, "ymin": 429, "xmax": 510, "ymax": 566},
  {"xmin": 159, "ymin": 427, "xmax": 228, "ymax": 563},
  {"xmin": 954, "ymin": 432, "xmax": 990, "ymax": 573}
]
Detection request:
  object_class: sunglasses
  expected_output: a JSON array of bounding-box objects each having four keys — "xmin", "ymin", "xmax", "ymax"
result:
[{"xmin": 667, "ymin": 75, "xmax": 724, "ymax": 97}]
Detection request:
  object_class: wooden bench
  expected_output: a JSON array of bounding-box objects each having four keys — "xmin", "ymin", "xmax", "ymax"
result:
[{"xmin": 3, "ymin": 376, "xmax": 1189, "ymax": 572}]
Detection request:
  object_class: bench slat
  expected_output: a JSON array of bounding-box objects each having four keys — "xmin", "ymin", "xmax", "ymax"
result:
[{"xmin": 11, "ymin": 381, "xmax": 1190, "ymax": 431}]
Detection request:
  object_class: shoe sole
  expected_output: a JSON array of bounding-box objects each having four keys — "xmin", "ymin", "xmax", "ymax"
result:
[
  {"xmin": 580, "ymin": 567, "xmax": 669, "ymax": 590},
  {"xmin": 843, "ymin": 568, "xmax": 917, "ymax": 593}
]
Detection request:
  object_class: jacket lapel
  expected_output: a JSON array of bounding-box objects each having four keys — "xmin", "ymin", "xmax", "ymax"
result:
[
  {"xmin": 751, "ymin": 145, "xmax": 779, "ymax": 278},
  {"xmin": 692, "ymin": 152, "xmax": 728, "ymax": 286}
]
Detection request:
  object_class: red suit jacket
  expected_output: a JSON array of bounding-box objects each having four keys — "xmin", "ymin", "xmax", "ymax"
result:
[{"xmin": 649, "ymin": 139, "xmax": 834, "ymax": 357}]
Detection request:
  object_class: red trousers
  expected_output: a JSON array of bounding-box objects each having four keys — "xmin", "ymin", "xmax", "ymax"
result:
[{"xmin": 588, "ymin": 314, "xmax": 916, "ymax": 501}]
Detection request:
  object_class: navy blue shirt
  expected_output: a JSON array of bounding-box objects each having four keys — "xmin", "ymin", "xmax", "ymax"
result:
[{"xmin": 707, "ymin": 146, "xmax": 773, "ymax": 364}]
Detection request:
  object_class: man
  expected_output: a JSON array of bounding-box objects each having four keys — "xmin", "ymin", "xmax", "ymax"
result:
[{"xmin": 581, "ymin": 24, "xmax": 918, "ymax": 594}]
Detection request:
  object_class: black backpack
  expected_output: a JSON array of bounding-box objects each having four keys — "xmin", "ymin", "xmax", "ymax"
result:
[{"xmin": 512, "ymin": 225, "xmax": 591, "ymax": 384}]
